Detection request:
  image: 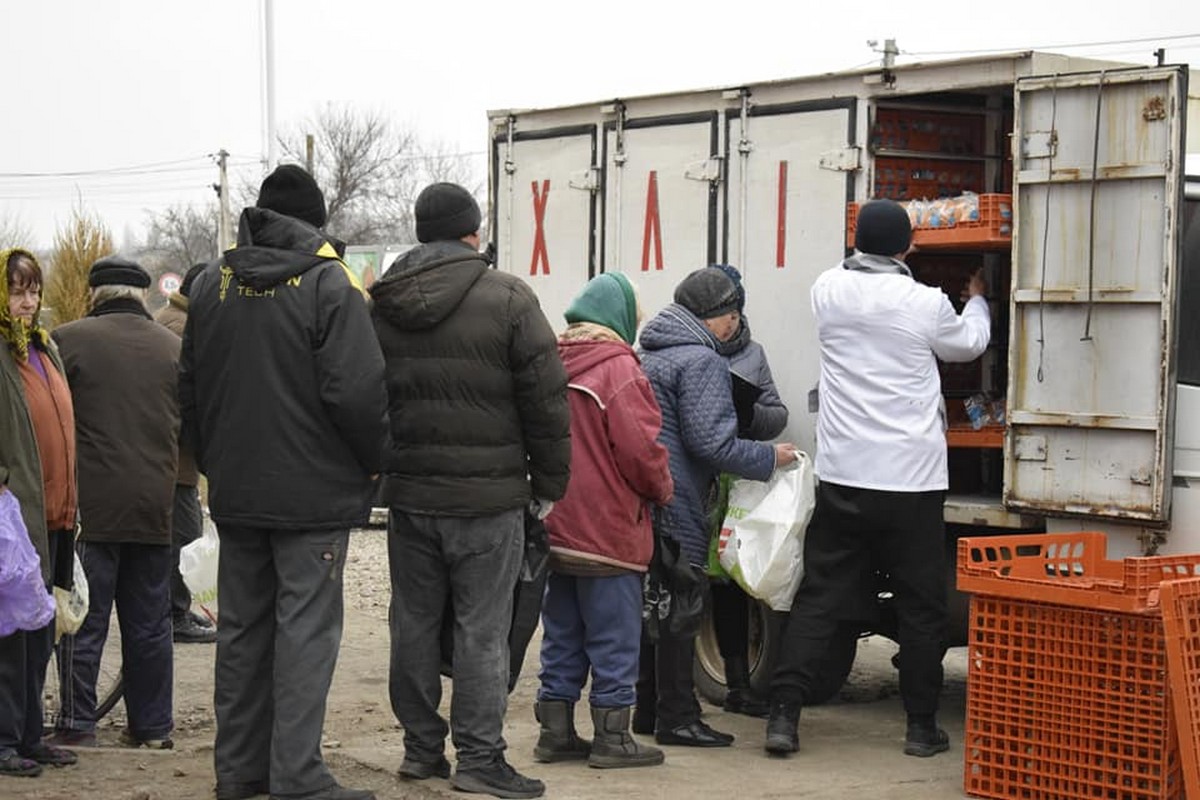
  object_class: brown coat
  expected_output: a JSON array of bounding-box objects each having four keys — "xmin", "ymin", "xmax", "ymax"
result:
[
  {"xmin": 0, "ymin": 339, "xmax": 73, "ymax": 586},
  {"xmin": 153, "ymin": 294, "xmax": 199, "ymax": 486},
  {"xmin": 52, "ymin": 299, "xmax": 180, "ymax": 545}
]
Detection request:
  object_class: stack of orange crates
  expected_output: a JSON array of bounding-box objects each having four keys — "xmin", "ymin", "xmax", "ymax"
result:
[{"xmin": 957, "ymin": 532, "xmax": 1200, "ymax": 800}]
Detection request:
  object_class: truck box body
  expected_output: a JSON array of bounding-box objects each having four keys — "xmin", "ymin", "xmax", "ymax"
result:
[{"xmin": 488, "ymin": 51, "xmax": 1197, "ymax": 558}]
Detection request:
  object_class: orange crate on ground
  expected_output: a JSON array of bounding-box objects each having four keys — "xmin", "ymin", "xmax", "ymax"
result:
[
  {"xmin": 1160, "ymin": 578, "xmax": 1200, "ymax": 800},
  {"xmin": 964, "ymin": 594, "xmax": 1183, "ymax": 800},
  {"xmin": 957, "ymin": 531, "xmax": 1200, "ymax": 614},
  {"xmin": 846, "ymin": 193, "xmax": 1012, "ymax": 250},
  {"xmin": 957, "ymin": 533, "xmax": 1200, "ymax": 800}
]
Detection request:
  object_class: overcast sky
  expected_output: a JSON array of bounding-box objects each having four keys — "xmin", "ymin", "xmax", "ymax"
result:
[{"xmin": 3, "ymin": 0, "xmax": 1198, "ymax": 249}]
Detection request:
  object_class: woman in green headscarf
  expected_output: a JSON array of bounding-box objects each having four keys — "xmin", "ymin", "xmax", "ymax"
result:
[{"xmin": 0, "ymin": 248, "xmax": 79, "ymax": 777}]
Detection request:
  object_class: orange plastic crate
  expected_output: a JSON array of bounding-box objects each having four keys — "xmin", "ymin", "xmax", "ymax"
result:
[
  {"xmin": 964, "ymin": 594, "xmax": 1182, "ymax": 800},
  {"xmin": 846, "ymin": 193, "xmax": 1012, "ymax": 250},
  {"xmin": 1160, "ymin": 578, "xmax": 1200, "ymax": 800},
  {"xmin": 957, "ymin": 533, "xmax": 1200, "ymax": 800},
  {"xmin": 957, "ymin": 532, "xmax": 1200, "ymax": 614}
]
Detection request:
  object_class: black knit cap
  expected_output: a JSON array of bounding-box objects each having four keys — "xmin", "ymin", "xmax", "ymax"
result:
[
  {"xmin": 674, "ymin": 267, "xmax": 741, "ymax": 319},
  {"xmin": 415, "ymin": 182, "xmax": 481, "ymax": 243},
  {"xmin": 88, "ymin": 255, "xmax": 150, "ymax": 289},
  {"xmin": 256, "ymin": 164, "xmax": 327, "ymax": 228},
  {"xmin": 180, "ymin": 262, "xmax": 207, "ymax": 298},
  {"xmin": 854, "ymin": 199, "xmax": 913, "ymax": 257}
]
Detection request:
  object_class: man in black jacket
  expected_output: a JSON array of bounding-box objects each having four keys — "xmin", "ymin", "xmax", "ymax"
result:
[
  {"xmin": 180, "ymin": 164, "xmax": 388, "ymax": 800},
  {"xmin": 370, "ymin": 183, "xmax": 570, "ymax": 799}
]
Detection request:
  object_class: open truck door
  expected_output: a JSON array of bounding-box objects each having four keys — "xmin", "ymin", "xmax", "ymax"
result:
[{"xmin": 1005, "ymin": 65, "xmax": 1189, "ymax": 524}]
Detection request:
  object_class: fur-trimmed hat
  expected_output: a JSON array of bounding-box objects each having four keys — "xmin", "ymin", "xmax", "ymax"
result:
[{"xmin": 88, "ymin": 256, "xmax": 150, "ymax": 289}]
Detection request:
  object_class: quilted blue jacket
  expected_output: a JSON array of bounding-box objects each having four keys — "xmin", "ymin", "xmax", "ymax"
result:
[{"xmin": 637, "ymin": 304, "xmax": 776, "ymax": 565}]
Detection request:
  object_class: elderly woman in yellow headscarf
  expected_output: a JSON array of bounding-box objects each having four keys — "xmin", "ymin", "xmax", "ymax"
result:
[{"xmin": 0, "ymin": 248, "xmax": 79, "ymax": 777}]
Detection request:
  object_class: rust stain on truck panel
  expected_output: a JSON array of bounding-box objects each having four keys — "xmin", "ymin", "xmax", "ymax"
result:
[{"xmin": 1143, "ymin": 96, "xmax": 1167, "ymax": 121}]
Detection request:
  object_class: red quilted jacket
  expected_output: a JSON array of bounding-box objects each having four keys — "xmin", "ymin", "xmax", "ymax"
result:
[{"xmin": 545, "ymin": 337, "xmax": 673, "ymax": 572}]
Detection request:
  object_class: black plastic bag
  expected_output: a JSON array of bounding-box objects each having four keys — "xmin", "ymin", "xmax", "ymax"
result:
[
  {"xmin": 642, "ymin": 521, "xmax": 706, "ymax": 643},
  {"xmin": 439, "ymin": 507, "xmax": 550, "ymax": 693}
]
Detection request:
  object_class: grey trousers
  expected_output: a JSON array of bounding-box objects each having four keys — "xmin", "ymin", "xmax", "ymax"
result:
[
  {"xmin": 387, "ymin": 508, "xmax": 522, "ymax": 771},
  {"xmin": 213, "ymin": 527, "xmax": 348, "ymax": 798}
]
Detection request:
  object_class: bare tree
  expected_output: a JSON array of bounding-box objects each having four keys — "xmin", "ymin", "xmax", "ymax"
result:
[
  {"xmin": 277, "ymin": 104, "xmax": 486, "ymax": 245},
  {"xmin": 45, "ymin": 206, "xmax": 114, "ymax": 327},
  {"xmin": 278, "ymin": 104, "xmax": 419, "ymax": 244},
  {"xmin": 143, "ymin": 203, "xmax": 219, "ymax": 275}
]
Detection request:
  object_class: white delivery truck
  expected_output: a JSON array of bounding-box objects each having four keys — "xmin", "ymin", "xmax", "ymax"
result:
[{"xmin": 486, "ymin": 51, "xmax": 1200, "ymax": 702}]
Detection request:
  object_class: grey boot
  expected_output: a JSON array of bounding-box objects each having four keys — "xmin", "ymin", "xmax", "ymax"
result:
[
  {"xmin": 533, "ymin": 700, "xmax": 591, "ymax": 763},
  {"xmin": 588, "ymin": 706, "xmax": 665, "ymax": 769}
]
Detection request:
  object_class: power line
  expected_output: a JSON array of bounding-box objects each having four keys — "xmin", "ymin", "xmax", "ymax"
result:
[
  {"xmin": 902, "ymin": 33, "xmax": 1200, "ymax": 58},
  {"xmin": 0, "ymin": 155, "xmax": 216, "ymax": 179}
]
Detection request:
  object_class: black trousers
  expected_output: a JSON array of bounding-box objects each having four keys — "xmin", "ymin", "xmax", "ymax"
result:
[
  {"xmin": 710, "ymin": 580, "xmax": 749, "ymax": 660},
  {"xmin": 0, "ymin": 529, "xmax": 68, "ymax": 756},
  {"xmin": 770, "ymin": 481, "xmax": 947, "ymax": 716},
  {"xmin": 169, "ymin": 484, "xmax": 203, "ymax": 620}
]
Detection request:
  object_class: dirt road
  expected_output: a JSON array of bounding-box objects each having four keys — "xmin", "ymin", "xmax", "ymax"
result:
[{"xmin": 9, "ymin": 528, "xmax": 972, "ymax": 800}]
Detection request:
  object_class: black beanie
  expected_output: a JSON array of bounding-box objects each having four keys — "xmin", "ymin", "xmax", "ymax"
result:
[
  {"xmin": 180, "ymin": 262, "xmax": 207, "ymax": 298},
  {"xmin": 415, "ymin": 182, "xmax": 482, "ymax": 243},
  {"xmin": 854, "ymin": 199, "xmax": 913, "ymax": 257},
  {"xmin": 88, "ymin": 255, "xmax": 150, "ymax": 289},
  {"xmin": 256, "ymin": 164, "xmax": 327, "ymax": 228},
  {"xmin": 674, "ymin": 267, "xmax": 741, "ymax": 319}
]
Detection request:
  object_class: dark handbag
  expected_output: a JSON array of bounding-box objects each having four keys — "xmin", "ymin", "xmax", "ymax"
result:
[
  {"xmin": 439, "ymin": 507, "xmax": 550, "ymax": 693},
  {"xmin": 642, "ymin": 512, "xmax": 707, "ymax": 643}
]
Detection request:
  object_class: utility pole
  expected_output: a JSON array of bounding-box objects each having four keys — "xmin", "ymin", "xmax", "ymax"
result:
[
  {"xmin": 305, "ymin": 134, "xmax": 314, "ymax": 174},
  {"xmin": 216, "ymin": 149, "xmax": 233, "ymax": 253},
  {"xmin": 263, "ymin": 0, "xmax": 278, "ymax": 172}
]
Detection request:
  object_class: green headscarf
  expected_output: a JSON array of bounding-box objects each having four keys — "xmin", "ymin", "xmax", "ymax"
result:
[
  {"xmin": 563, "ymin": 273, "xmax": 639, "ymax": 345},
  {"xmin": 0, "ymin": 248, "xmax": 51, "ymax": 362}
]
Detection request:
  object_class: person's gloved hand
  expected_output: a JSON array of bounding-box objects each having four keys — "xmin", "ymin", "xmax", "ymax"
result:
[{"xmin": 529, "ymin": 498, "xmax": 555, "ymax": 520}]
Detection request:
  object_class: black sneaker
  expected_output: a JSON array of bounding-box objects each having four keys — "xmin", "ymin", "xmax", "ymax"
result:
[
  {"xmin": 450, "ymin": 757, "xmax": 545, "ymax": 799},
  {"xmin": 764, "ymin": 701, "xmax": 801, "ymax": 755},
  {"xmin": 174, "ymin": 614, "xmax": 217, "ymax": 644},
  {"xmin": 904, "ymin": 723, "xmax": 949, "ymax": 757},
  {"xmin": 399, "ymin": 754, "xmax": 451, "ymax": 780}
]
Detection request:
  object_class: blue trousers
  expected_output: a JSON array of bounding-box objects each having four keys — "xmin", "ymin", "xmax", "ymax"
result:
[
  {"xmin": 537, "ymin": 571, "xmax": 643, "ymax": 708},
  {"xmin": 57, "ymin": 541, "xmax": 173, "ymax": 739}
]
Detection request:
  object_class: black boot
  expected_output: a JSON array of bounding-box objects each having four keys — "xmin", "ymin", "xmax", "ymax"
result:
[
  {"xmin": 904, "ymin": 714, "xmax": 950, "ymax": 757},
  {"xmin": 533, "ymin": 700, "xmax": 591, "ymax": 763},
  {"xmin": 722, "ymin": 656, "xmax": 770, "ymax": 718},
  {"xmin": 587, "ymin": 707, "xmax": 665, "ymax": 769},
  {"xmin": 764, "ymin": 700, "xmax": 801, "ymax": 755}
]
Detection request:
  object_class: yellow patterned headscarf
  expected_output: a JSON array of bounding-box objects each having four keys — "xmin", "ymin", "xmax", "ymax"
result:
[{"xmin": 1, "ymin": 248, "xmax": 52, "ymax": 362}]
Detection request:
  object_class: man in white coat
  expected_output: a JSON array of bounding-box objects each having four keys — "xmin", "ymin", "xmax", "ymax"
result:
[{"xmin": 765, "ymin": 198, "xmax": 990, "ymax": 758}]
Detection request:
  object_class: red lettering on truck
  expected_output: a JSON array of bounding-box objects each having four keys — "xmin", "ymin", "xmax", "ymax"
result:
[
  {"xmin": 777, "ymin": 161, "xmax": 788, "ymax": 268},
  {"xmin": 530, "ymin": 179, "xmax": 551, "ymax": 275},
  {"xmin": 641, "ymin": 171, "xmax": 664, "ymax": 271}
]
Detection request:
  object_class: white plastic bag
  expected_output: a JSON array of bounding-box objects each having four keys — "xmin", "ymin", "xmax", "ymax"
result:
[
  {"xmin": 54, "ymin": 555, "xmax": 89, "ymax": 641},
  {"xmin": 180, "ymin": 516, "xmax": 219, "ymax": 617},
  {"xmin": 718, "ymin": 453, "xmax": 816, "ymax": 611}
]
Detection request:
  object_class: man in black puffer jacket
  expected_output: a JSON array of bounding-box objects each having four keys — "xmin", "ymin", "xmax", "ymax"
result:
[
  {"xmin": 181, "ymin": 164, "xmax": 387, "ymax": 800},
  {"xmin": 370, "ymin": 182, "xmax": 570, "ymax": 800}
]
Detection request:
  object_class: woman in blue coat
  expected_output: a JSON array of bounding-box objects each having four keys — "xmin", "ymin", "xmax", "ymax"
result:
[{"xmin": 634, "ymin": 267, "xmax": 796, "ymax": 747}]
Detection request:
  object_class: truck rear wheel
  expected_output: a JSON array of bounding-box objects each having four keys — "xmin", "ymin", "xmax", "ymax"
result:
[
  {"xmin": 693, "ymin": 597, "xmax": 780, "ymax": 705},
  {"xmin": 693, "ymin": 599, "xmax": 857, "ymax": 707}
]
